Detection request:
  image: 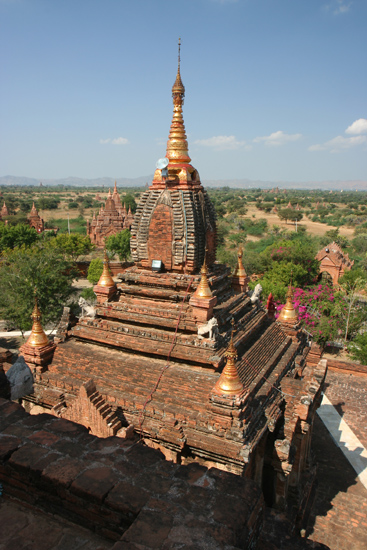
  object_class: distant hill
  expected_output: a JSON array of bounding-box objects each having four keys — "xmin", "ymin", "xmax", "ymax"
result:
[
  {"xmin": 0, "ymin": 175, "xmax": 153, "ymax": 188},
  {"xmin": 1, "ymin": 175, "xmax": 366, "ymax": 191}
]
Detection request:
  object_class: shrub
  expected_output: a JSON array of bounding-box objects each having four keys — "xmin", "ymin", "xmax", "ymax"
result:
[{"xmin": 87, "ymin": 259, "xmax": 103, "ymax": 284}]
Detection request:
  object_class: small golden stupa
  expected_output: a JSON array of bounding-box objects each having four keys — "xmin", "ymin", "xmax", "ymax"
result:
[
  {"xmin": 192, "ymin": 255, "xmax": 213, "ymax": 300},
  {"xmin": 278, "ymin": 275, "xmax": 298, "ymax": 324},
  {"xmin": 233, "ymin": 248, "xmax": 247, "ymax": 278},
  {"xmin": 25, "ymin": 294, "xmax": 49, "ymax": 348},
  {"xmin": 97, "ymin": 249, "xmax": 115, "ymax": 288},
  {"xmin": 213, "ymin": 320, "xmax": 244, "ymax": 396}
]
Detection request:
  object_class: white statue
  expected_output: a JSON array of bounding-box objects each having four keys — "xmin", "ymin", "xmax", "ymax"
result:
[
  {"xmin": 197, "ymin": 317, "xmax": 218, "ymax": 340},
  {"xmin": 78, "ymin": 297, "xmax": 96, "ymax": 319},
  {"xmin": 250, "ymin": 283, "xmax": 263, "ymax": 304}
]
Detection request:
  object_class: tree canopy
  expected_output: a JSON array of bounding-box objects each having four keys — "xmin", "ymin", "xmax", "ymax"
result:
[
  {"xmin": 0, "ymin": 244, "xmax": 77, "ymax": 333},
  {"xmin": 0, "ymin": 223, "xmax": 39, "ymax": 252},
  {"xmin": 45, "ymin": 233, "xmax": 94, "ymax": 260},
  {"xmin": 105, "ymin": 229, "xmax": 131, "ymax": 261}
]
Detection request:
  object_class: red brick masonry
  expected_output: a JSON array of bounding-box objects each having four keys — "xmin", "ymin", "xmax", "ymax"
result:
[
  {"xmin": 0, "ymin": 398, "xmax": 328, "ymax": 549},
  {"xmin": 0, "ymin": 398, "xmax": 264, "ymax": 549}
]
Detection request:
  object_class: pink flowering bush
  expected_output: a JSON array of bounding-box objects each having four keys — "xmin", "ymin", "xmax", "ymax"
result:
[{"xmin": 276, "ymin": 284, "xmax": 344, "ymax": 345}]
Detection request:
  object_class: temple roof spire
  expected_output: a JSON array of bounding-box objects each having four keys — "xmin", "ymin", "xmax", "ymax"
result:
[
  {"xmin": 166, "ymin": 38, "xmax": 191, "ymax": 165},
  {"xmin": 213, "ymin": 319, "xmax": 244, "ymax": 396},
  {"xmin": 192, "ymin": 254, "xmax": 213, "ymax": 300},
  {"xmin": 25, "ymin": 292, "xmax": 49, "ymax": 348},
  {"xmin": 97, "ymin": 249, "xmax": 116, "ymax": 288},
  {"xmin": 233, "ymin": 248, "xmax": 247, "ymax": 278},
  {"xmin": 278, "ymin": 272, "xmax": 298, "ymax": 324}
]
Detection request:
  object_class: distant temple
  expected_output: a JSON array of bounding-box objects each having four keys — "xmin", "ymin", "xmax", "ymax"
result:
[
  {"xmin": 27, "ymin": 202, "xmax": 44, "ymax": 233},
  {"xmin": 1, "ymin": 201, "xmax": 9, "ymax": 217},
  {"xmin": 87, "ymin": 182, "xmax": 134, "ymax": 247},
  {"xmin": 316, "ymin": 241, "xmax": 354, "ymax": 285}
]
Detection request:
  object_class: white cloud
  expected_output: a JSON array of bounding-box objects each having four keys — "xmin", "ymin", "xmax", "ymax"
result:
[
  {"xmin": 253, "ymin": 130, "xmax": 302, "ymax": 147},
  {"xmin": 324, "ymin": 0, "xmax": 352, "ymax": 15},
  {"xmin": 309, "ymin": 135, "xmax": 367, "ymax": 153},
  {"xmin": 345, "ymin": 118, "xmax": 367, "ymax": 135},
  {"xmin": 99, "ymin": 137, "xmax": 129, "ymax": 145},
  {"xmin": 194, "ymin": 135, "xmax": 249, "ymax": 150}
]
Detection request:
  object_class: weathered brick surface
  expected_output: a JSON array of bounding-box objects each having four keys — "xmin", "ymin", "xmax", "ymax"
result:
[
  {"xmin": 0, "ymin": 400, "xmax": 266, "ymax": 548},
  {"xmin": 324, "ymin": 371, "xmax": 367, "ymax": 447}
]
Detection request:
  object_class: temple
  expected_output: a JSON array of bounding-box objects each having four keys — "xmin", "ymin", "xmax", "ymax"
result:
[
  {"xmin": 20, "ymin": 44, "xmax": 327, "ymax": 517},
  {"xmin": 316, "ymin": 241, "xmax": 354, "ymax": 285},
  {"xmin": 27, "ymin": 202, "xmax": 44, "ymax": 233},
  {"xmin": 87, "ymin": 182, "xmax": 134, "ymax": 247},
  {"xmin": 1, "ymin": 201, "xmax": 9, "ymax": 218}
]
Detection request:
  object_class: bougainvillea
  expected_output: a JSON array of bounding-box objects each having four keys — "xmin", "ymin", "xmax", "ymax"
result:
[{"xmin": 276, "ymin": 284, "xmax": 345, "ymax": 345}]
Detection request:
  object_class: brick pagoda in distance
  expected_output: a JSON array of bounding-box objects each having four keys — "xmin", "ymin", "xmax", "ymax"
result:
[
  {"xmin": 87, "ymin": 182, "xmax": 134, "ymax": 247},
  {"xmin": 21, "ymin": 47, "xmax": 327, "ymax": 514}
]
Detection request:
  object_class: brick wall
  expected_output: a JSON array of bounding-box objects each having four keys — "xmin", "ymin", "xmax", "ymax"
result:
[{"xmin": 0, "ymin": 398, "xmax": 265, "ymax": 549}]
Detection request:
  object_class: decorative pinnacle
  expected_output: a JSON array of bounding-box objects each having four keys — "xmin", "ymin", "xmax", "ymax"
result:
[
  {"xmin": 278, "ymin": 271, "xmax": 298, "ymax": 323},
  {"xmin": 25, "ymin": 289, "xmax": 49, "ymax": 348},
  {"xmin": 192, "ymin": 250, "xmax": 213, "ymax": 299},
  {"xmin": 233, "ymin": 248, "xmax": 247, "ymax": 278},
  {"xmin": 213, "ymin": 318, "xmax": 243, "ymax": 396},
  {"xmin": 97, "ymin": 249, "xmax": 116, "ymax": 288},
  {"xmin": 178, "ymin": 37, "xmax": 181, "ymax": 71},
  {"xmin": 225, "ymin": 318, "xmax": 238, "ymax": 361},
  {"xmin": 166, "ymin": 38, "xmax": 191, "ymax": 165}
]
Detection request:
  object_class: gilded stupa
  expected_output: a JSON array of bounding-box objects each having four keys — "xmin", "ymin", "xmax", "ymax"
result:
[{"xmin": 130, "ymin": 39, "xmax": 217, "ymax": 273}]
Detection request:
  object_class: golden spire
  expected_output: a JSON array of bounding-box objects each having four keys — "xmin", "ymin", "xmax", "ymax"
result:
[
  {"xmin": 233, "ymin": 248, "xmax": 247, "ymax": 278},
  {"xmin": 166, "ymin": 37, "xmax": 191, "ymax": 165},
  {"xmin": 192, "ymin": 253, "xmax": 213, "ymax": 299},
  {"xmin": 25, "ymin": 292, "xmax": 49, "ymax": 348},
  {"xmin": 278, "ymin": 273, "xmax": 298, "ymax": 323},
  {"xmin": 97, "ymin": 249, "xmax": 116, "ymax": 288},
  {"xmin": 213, "ymin": 319, "xmax": 244, "ymax": 396}
]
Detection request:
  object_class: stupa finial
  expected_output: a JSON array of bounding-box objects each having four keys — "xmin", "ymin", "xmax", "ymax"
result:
[
  {"xmin": 166, "ymin": 38, "xmax": 191, "ymax": 165},
  {"xmin": 278, "ymin": 271, "xmax": 298, "ymax": 324},
  {"xmin": 233, "ymin": 248, "xmax": 247, "ymax": 278},
  {"xmin": 213, "ymin": 318, "xmax": 244, "ymax": 396},
  {"xmin": 97, "ymin": 249, "xmax": 116, "ymax": 288},
  {"xmin": 25, "ymin": 289, "xmax": 49, "ymax": 348},
  {"xmin": 192, "ymin": 250, "xmax": 213, "ymax": 300}
]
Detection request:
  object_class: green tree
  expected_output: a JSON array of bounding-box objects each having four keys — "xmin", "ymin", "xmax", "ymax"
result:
[
  {"xmin": 45, "ymin": 233, "xmax": 94, "ymax": 260},
  {"xmin": 105, "ymin": 229, "xmax": 131, "ymax": 261},
  {"xmin": 0, "ymin": 223, "xmax": 39, "ymax": 252},
  {"xmin": 87, "ymin": 259, "xmax": 103, "ymax": 284},
  {"xmin": 348, "ymin": 333, "xmax": 367, "ymax": 364},
  {"xmin": 255, "ymin": 262, "xmax": 310, "ymax": 302},
  {"xmin": 338, "ymin": 270, "xmax": 367, "ymax": 343},
  {"xmin": 278, "ymin": 209, "xmax": 303, "ymax": 224},
  {"xmin": 123, "ymin": 193, "xmax": 137, "ymax": 213},
  {"xmin": 0, "ymin": 244, "xmax": 77, "ymax": 334},
  {"xmin": 321, "ymin": 228, "xmax": 350, "ymax": 249}
]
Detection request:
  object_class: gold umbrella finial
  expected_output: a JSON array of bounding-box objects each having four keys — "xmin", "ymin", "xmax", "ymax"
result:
[
  {"xmin": 278, "ymin": 271, "xmax": 298, "ymax": 323},
  {"xmin": 166, "ymin": 38, "xmax": 191, "ymax": 165},
  {"xmin": 192, "ymin": 250, "xmax": 213, "ymax": 299},
  {"xmin": 25, "ymin": 289, "xmax": 49, "ymax": 348},
  {"xmin": 97, "ymin": 249, "xmax": 116, "ymax": 288},
  {"xmin": 213, "ymin": 318, "xmax": 243, "ymax": 396},
  {"xmin": 233, "ymin": 247, "xmax": 247, "ymax": 278}
]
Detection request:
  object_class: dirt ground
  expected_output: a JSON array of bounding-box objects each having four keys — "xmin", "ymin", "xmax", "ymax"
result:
[{"xmin": 244, "ymin": 205, "xmax": 355, "ymax": 238}]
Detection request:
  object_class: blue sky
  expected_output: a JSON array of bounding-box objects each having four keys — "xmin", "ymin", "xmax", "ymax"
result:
[{"xmin": 1, "ymin": 0, "xmax": 366, "ymax": 183}]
